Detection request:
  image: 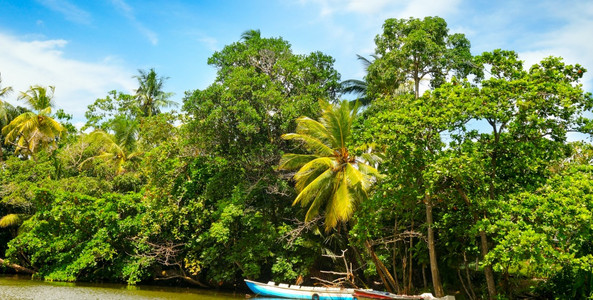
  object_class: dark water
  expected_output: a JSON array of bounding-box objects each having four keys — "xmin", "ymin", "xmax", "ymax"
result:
[{"xmin": 0, "ymin": 275, "xmax": 251, "ymax": 300}]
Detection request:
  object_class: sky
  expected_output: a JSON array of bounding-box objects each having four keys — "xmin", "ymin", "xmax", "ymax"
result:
[{"xmin": 0, "ymin": 0, "xmax": 592, "ymax": 128}]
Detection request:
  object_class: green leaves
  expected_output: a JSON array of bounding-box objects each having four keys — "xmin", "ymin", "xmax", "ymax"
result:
[
  {"xmin": 368, "ymin": 16, "xmax": 473, "ymax": 98},
  {"xmin": 486, "ymin": 165, "xmax": 593, "ymax": 278},
  {"xmin": 6, "ymin": 190, "xmax": 146, "ymax": 283},
  {"xmin": 281, "ymin": 100, "xmax": 381, "ymax": 231}
]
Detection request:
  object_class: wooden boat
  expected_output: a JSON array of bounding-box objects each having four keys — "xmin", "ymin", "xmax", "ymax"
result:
[
  {"xmin": 244, "ymin": 279, "xmax": 355, "ymax": 300},
  {"xmin": 244, "ymin": 279, "xmax": 446, "ymax": 300}
]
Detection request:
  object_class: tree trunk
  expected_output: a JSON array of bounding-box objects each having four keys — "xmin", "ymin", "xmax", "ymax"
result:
[
  {"xmin": 480, "ymin": 230, "xmax": 497, "ymax": 299},
  {"xmin": 366, "ymin": 240, "xmax": 399, "ymax": 293},
  {"xmin": 425, "ymin": 197, "xmax": 444, "ymax": 297},
  {"xmin": 408, "ymin": 221, "xmax": 414, "ymax": 293},
  {"xmin": 456, "ymin": 186, "xmax": 497, "ymax": 299},
  {"xmin": 0, "ymin": 258, "xmax": 35, "ymax": 274},
  {"xmin": 392, "ymin": 217, "xmax": 402, "ymax": 293}
]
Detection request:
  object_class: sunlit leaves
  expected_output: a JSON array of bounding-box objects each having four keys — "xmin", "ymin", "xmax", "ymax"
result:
[{"xmin": 281, "ymin": 100, "xmax": 381, "ymax": 231}]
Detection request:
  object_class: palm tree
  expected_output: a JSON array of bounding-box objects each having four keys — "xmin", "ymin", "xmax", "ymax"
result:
[
  {"xmin": 134, "ymin": 68, "xmax": 175, "ymax": 117},
  {"xmin": 279, "ymin": 100, "xmax": 382, "ymax": 231},
  {"xmin": 340, "ymin": 54, "xmax": 375, "ymax": 106},
  {"xmin": 0, "ymin": 74, "xmax": 15, "ymax": 161},
  {"xmin": 0, "ymin": 74, "xmax": 14, "ymax": 123},
  {"xmin": 241, "ymin": 29, "xmax": 261, "ymax": 41},
  {"xmin": 79, "ymin": 129, "xmax": 141, "ymax": 175},
  {"xmin": 1, "ymin": 85, "xmax": 64, "ymax": 159},
  {"xmin": 341, "ymin": 54, "xmax": 415, "ymax": 106}
]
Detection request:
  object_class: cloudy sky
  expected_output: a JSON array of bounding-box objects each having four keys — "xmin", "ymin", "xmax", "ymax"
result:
[{"xmin": 1, "ymin": 0, "xmax": 592, "ymax": 126}]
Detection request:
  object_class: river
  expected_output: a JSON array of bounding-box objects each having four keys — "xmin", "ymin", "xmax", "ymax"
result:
[{"xmin": 0, "ymin": 275, "xmax": 255, "ymax": 300}]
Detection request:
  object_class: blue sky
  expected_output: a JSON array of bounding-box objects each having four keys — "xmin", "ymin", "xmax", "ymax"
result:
[{"xmin": 1, "ymin": 0, "xmax": 592, "ymax": 127}]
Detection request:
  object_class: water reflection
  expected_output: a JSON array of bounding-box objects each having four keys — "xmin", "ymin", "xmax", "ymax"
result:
[{"xmin": 0, "ymin": 275, "xmax": 245, "ymax": 300}]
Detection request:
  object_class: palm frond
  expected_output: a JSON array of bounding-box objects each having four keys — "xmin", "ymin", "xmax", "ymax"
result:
[
  {"xmin": 324, "ymin": 174, "xmax": 354, "ymax": 230},
  {"xmin": 0, "ymin": 213, "xmax": 23, "ymax": 227},
  {"xmin": 278, "ymin": 153, "xmax": 318, "ymax": 171},
  {"xmin": 282, "ymin": 133, "xmax": 333, "ymax": 156},
  {"xmin": 293, "ymin": 167, "xmax": 334, "ymax": 207},
  {"xmin": 359, "ymin": 152, "xmax": 384, "ymax": 166},
  {"xmin": 340, "ymin": 79, "xmax": 367, "ymax": 96},
  {"xmin": 320, "ymin": 100, "xmax": 353, "ymax": 149},
  {"xmin": 17, "ymin": 85, "xmax": 55, "ymax": 111},
  {"xmin": 293, "ymin": 157, "xmax": 335, "ymax": 192},
  {"xmin": 241, "ymin": 29, "xmax": 261, "ymax": 41},
  {"xmin": 356, "ymin": 54, "xmax": 376, "ymax": 70},
  {"xmin": 295, "ymin": 117, "xmax": 335, "ymax": 146}
]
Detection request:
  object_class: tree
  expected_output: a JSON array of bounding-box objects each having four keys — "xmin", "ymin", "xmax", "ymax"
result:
[
  {"xmin": 1, "ymin": 85, "xmax": 64, "ymax": 160},
  {"xmin": 83, "ymin": 90, "xmax": 138, "ymax": 130},
  {"xmin": 340, "ymin": 55, "xmax": 415, "ymax": 106},
  {"xmin": 279, "ymin": 100, "xmax": 382, "ymax": 231},
  {"xmin": 134, "ymin": 69, "xmax": 175, "ymax": 117},
  {"xmin": 360, "ymin": 16, "xmax": 474, "ymax": 297},
  {"xmin": 241, "ymin": 29, "xmax": 261, "ymax": 41},
  {"xmin": 184, "ymin": 31, "xmax": 341, "ymax": 163},
  {"xmin": 0, "ymin": 74, "xmax": 14, "ymax": 123},
  {"xmin": 182, "ymin": 31, "xmax": 342, "ymax": 284},
  {"xmin": 424, "ymin": 51, "xmax": 593, "ymax": 299},
  {"xmin": 0, "ymin": 75, "xmax": 15, "ymax": 161},
  {"xmin": 367, "ymin": 16, "xmax": 473, "ymax": 99},
  {"xmin": 79, "ymin": 129, "xmax": 141, "ymax": 175},
  {"xmin": 358, "ymin": 81, "xmax": 474, "ymax": 296}
]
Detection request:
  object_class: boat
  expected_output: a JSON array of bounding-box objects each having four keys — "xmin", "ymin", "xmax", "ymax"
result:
[
  {"xmin": 245, "ymin": 279, "xmax": 448, "ymax": 300},
  {"xmin": 244, "ymin": 279, "xmax": 355, "ymax": 300}
]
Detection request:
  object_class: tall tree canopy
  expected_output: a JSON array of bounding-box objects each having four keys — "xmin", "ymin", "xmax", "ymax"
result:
[
  {"xmin": 184, "ymin": 31, "xmax": 341, "ymax": 164},
  {"xmin": 367, "ymin": 16, "xmax": 473, "ymax": 98}
]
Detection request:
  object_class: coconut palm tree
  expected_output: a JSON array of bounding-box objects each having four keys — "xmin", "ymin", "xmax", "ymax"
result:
[
  {"xmin": 241, "ymin": 29, "xmax": 261, "ymax": 42},
  {"xmin": 134, "ymin": 68, "xmax": 175, "ymax": 117},
  {"xmin": 1, "ymin": 85, "xmax": 64, "ymax": 159},
  {"xmin": 279, "ymin": 100, "xmax": 382, "ymax": 231},
  {"xmin": 79, "ymin": 129, "xmax": 142, "ymax": 175}
]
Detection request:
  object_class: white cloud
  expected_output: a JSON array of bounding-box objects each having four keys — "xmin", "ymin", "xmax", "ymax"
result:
[
  {"xmin": 36, "ymin": 0, "xmax": 91, "ymax": 25},
  {"xmin": 518, "ymin": 1, "xmax": 593, "ymax": 91},
  {"xmin": 110, "ymin": 0, "xmax": 158, "ymax": 45},
  {"xmin": 392, "ymin": 0, "xmax": 461, "ymax": 19},
  {"xmin": 300, "ymin": 0, "xmax": 461, "ymax": 19},
  {"xmin": 0, "ymin": 32, "xmax": 136, "ymax": 123}
]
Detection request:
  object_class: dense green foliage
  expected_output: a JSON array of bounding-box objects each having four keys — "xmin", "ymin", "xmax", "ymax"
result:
[{"xmin": 1, "ymin": 18, "xmax": 593, "ymax": 299}]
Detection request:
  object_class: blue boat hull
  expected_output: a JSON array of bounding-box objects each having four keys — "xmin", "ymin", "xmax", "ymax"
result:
[{"xmin": 245, "ymin": 279, "xmax": 354, "ymax": 300}]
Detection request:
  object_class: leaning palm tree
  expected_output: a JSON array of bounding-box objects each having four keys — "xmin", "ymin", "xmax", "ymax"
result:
[
  {"xmin": 279, "ymin": 100, "xmax": 382, "ymax": 231},
  {"xmin": 1, "ymin": 85, "xmax": 64, "ymax": 159},
  {"xmin": 134, "ymin": 68, "xmax": 176, "ymax": 117},
  {"xmin": 79, "ymin": 129, "xmax": 142, "ymax": 175}
]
